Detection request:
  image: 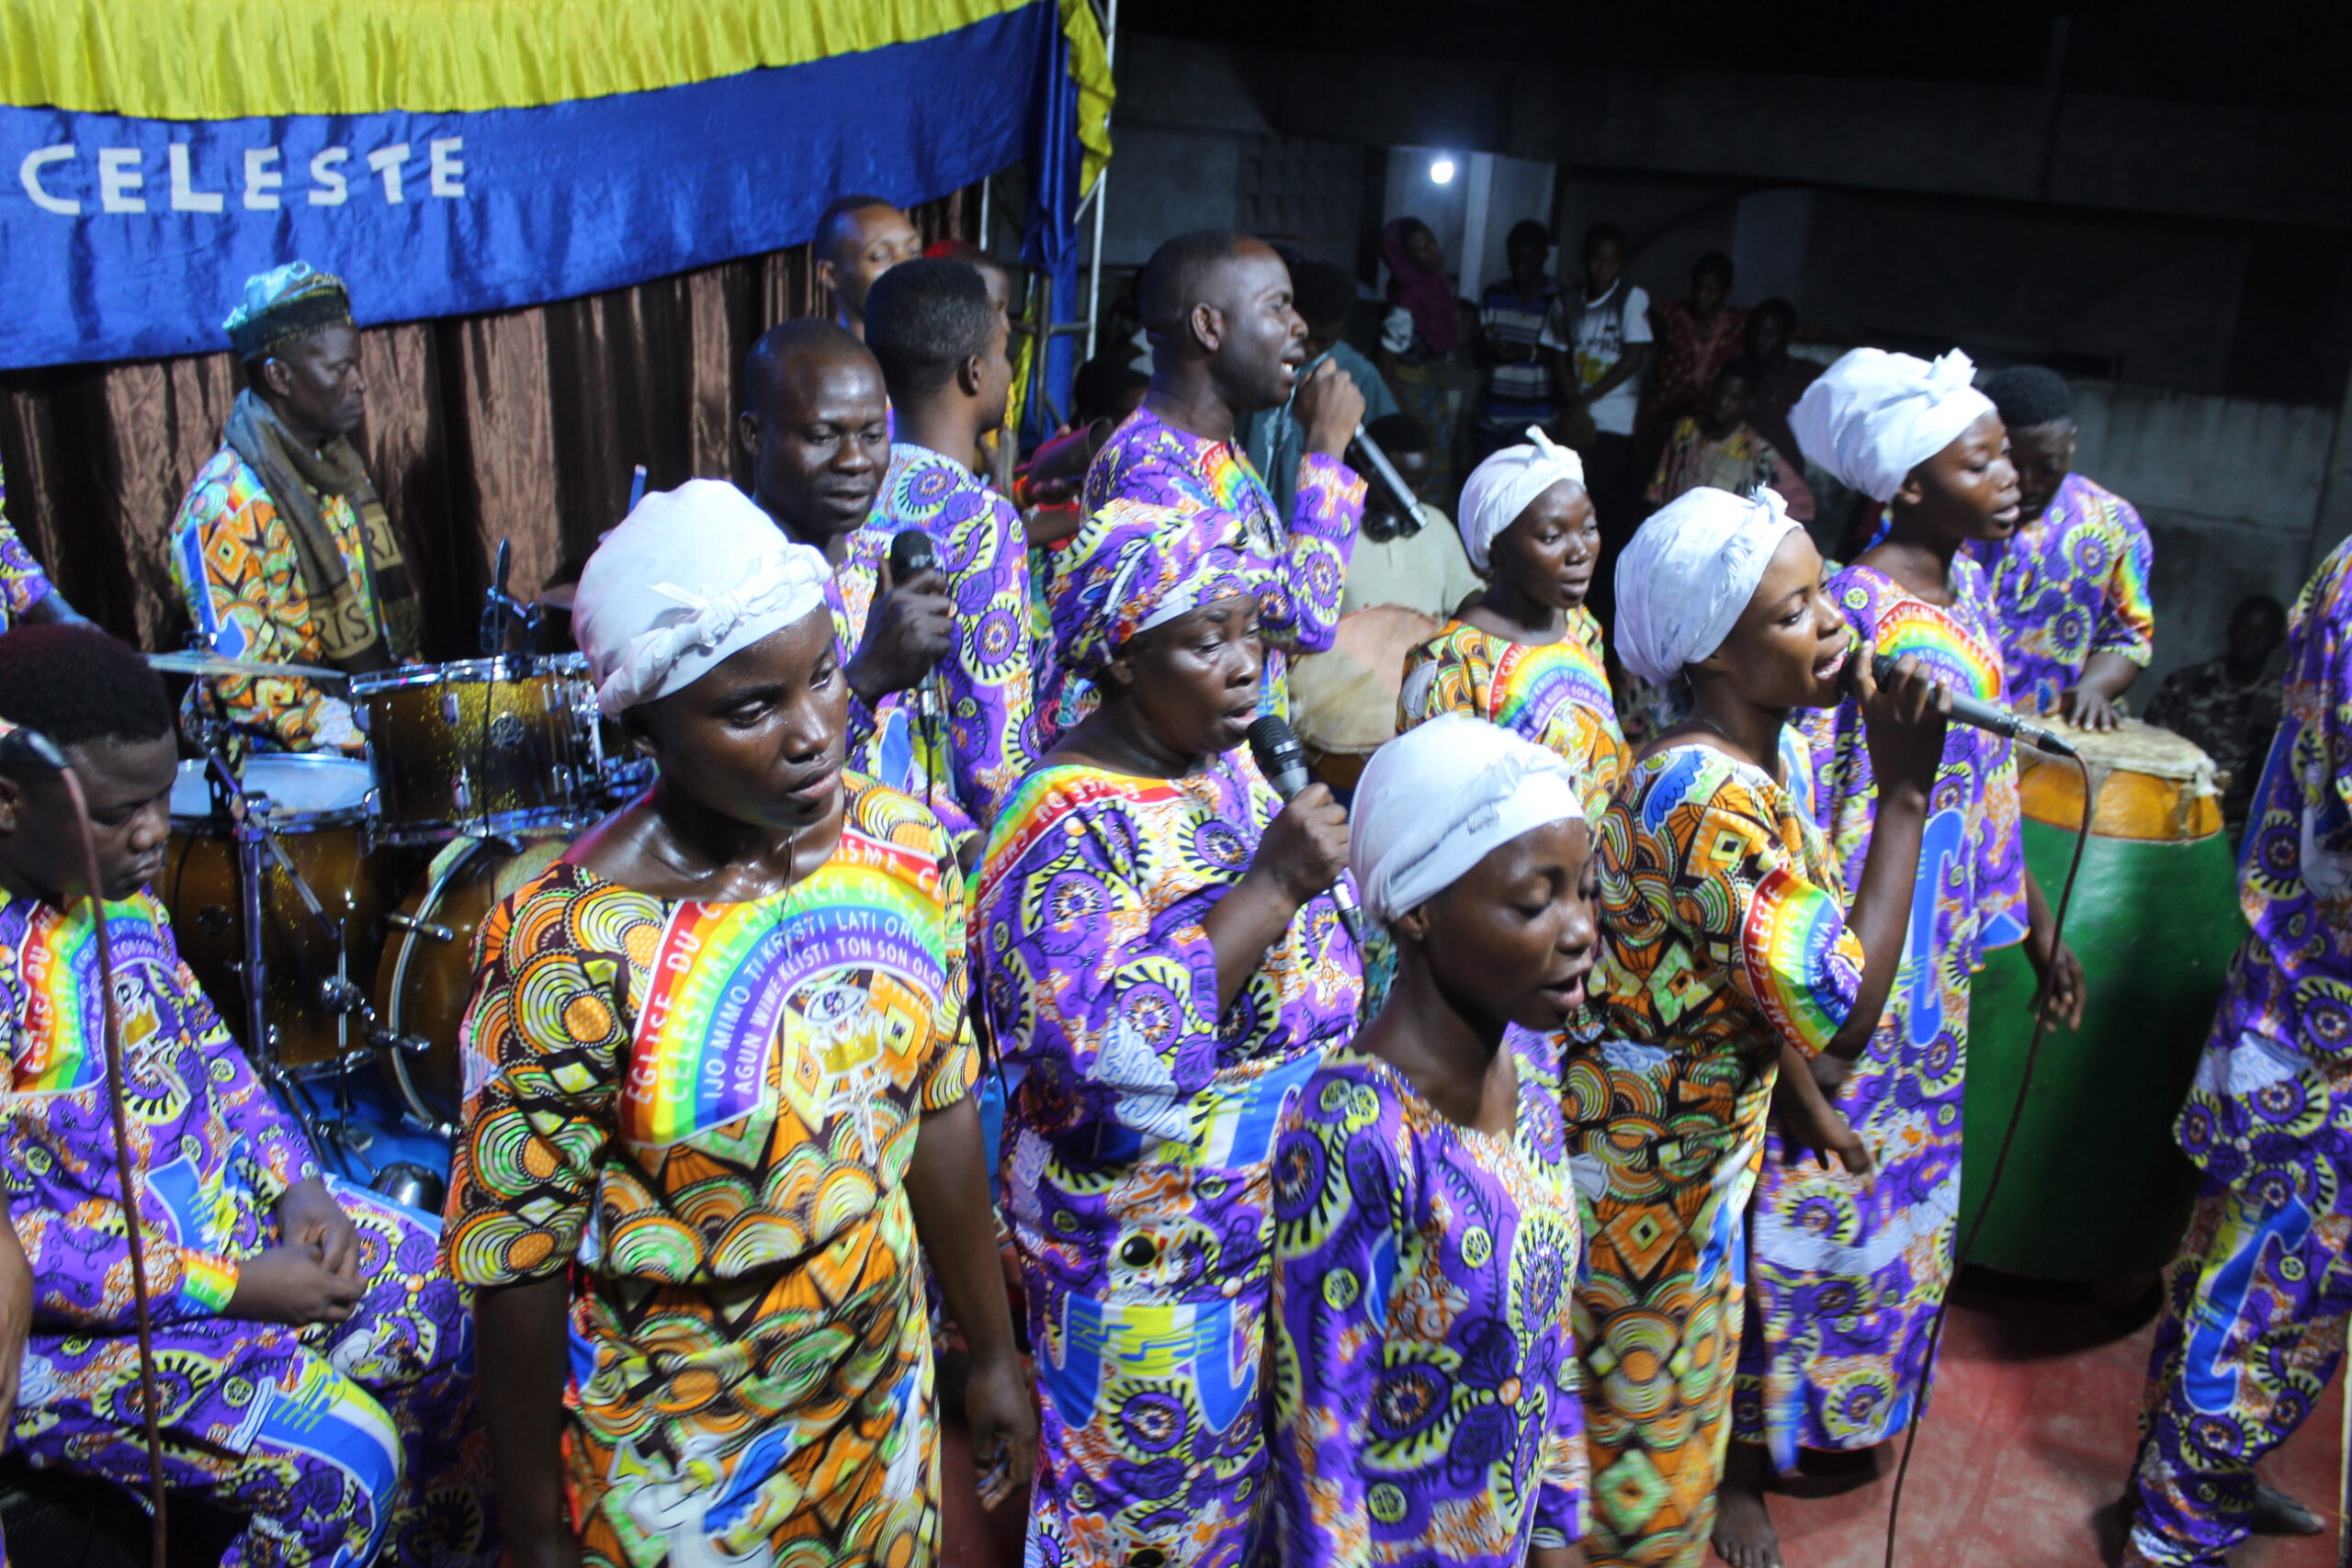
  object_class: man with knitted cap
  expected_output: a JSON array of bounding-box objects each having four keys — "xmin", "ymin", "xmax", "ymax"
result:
[
  {"xmin": 1962, "ymin": 364, "xmax": 2155, "ymax": 730},
  {"xmin": 170, "ymin": 263, "xmax": 420, "ymax": 755}
]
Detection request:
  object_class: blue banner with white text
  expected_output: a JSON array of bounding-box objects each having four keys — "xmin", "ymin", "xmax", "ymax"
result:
[{"xmin": 0, "ymin": 4, "xmax": 1069, "ymax": 371}]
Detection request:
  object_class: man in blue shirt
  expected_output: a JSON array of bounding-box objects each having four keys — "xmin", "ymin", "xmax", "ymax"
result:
[{"xmin": 1473, "ymin": 220, "xmax": 1560, "ymax": 457}]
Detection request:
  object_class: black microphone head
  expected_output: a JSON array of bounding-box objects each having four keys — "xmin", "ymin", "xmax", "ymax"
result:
[
  {"xmin": 1872, "ymin": 651, "xmax": 1901, "ymax": 683},
  {"xmin": 0, "ymin": 722, "xmax": 69, "ymax": 773},
  {"xmin": 1247, "ymin": 715, "xmax": 1307, "ymax": 785},
  {"xmin": 889, "ymin": 528, "xmax": 937, "ymax": 581}
]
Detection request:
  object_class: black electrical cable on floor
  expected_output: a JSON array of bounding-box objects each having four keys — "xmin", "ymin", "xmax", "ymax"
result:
[{"xmin": 1882, "ymin": 750, "xmax": 2096, "ymax": 1568}]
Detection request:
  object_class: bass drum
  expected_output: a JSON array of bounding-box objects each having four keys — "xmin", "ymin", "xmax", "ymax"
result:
[
  {"xmin": 1288, "ymin": 605, "xmax": 1442, "ymax": 794},
  {"xmin": 373, "ymin": 834, "xmax": 568, "ymax": 1126}
]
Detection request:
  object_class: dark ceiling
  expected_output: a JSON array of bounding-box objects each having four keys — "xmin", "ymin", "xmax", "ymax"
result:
[{"xmin": 1118, "ymin": 4, "xmax": 2350, "ymax": 109}]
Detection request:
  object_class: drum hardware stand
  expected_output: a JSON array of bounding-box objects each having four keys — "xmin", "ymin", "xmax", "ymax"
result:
[
  {"xmin": 481, "ymin": 537, "xmax": 545, "ymax": 665},
  {"xmin": 1882, "ymin": 750, "xmax": 2097, "ymax": 1568}
]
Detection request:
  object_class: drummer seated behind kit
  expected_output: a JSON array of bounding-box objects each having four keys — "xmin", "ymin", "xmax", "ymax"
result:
[
  {"xmin": 169, "ymin": 261, "xmax": 424, "ymax": 759},
  {"xmin": 0, "ymin": 625, "xmax": 488, "ymax": 1568}
]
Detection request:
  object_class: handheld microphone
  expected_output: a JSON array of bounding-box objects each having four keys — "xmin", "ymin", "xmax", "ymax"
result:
[
  {"xmin": 1246, "ymin": 715, "xmax": 1368, "ymax": 947},
  {"xmin": 1870, "ymin": 652, "xmax": 2078, "ymax": 758},
  {"xmin": 888, "ymin": 529, "xmax": 944, "ymax": 725},
  {"xmin": 1351, "ymin": 420, "xmax": 1424, "ymax": 533}
]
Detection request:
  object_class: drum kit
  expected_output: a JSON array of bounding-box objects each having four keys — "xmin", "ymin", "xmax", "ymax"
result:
[{"xmin": 157, "ymin": 570, "xmax": 643, "ymax": 1189}]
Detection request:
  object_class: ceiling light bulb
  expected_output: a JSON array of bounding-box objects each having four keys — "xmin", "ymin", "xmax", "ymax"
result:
[{"xmin": 1429, "ymin": 157, "xmax": 1455, "ymax": 185}]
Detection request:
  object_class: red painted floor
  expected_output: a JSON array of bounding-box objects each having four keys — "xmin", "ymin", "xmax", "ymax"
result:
[
  {"xmin": 937, "ymin": 1271, "xmax": 2347, "ymax": 1568},
  {"xmin": 1747, "ymin": 1271, "xmax": 2344, "ymax": 1568}
]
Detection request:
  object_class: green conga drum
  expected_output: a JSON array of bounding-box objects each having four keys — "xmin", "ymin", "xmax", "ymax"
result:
[{"xmin": 1958, "ymin": 718, "xmax": 2243, "ymax": 1280}]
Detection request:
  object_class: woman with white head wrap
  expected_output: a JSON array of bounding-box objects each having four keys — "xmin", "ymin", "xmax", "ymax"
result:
[
  {"xmin": 975, "ymin": 498, "xmax": 1364, "ymax": 1566},
  {"xmin": 1572, "ymin": 484, "xmax": 1952, "ymax": 1568},
  {"xmin": 1718, "ymin": 348, "xmax": 2083, "ymax": 1562},
  {"xmin": 1267, "ymin": 713, "xmax": 1597, "ymax": 1568},
  {"xmin": 447, "ymin": 479, "xmax": 1035, "ymax": 1568},
  {"xmin": 1397, "ymin": 425, "xmax": 1628, "ymax": 818}
]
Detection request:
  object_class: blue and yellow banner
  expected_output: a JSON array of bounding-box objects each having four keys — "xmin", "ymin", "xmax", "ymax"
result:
[{"xmin": 0, "ymin": 0, "xmax": 1111, "ymax": 370}]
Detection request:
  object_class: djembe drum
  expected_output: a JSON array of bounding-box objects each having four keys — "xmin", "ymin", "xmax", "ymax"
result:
[{"xmin": 1958, "ymin": 716, "xmax": 2244, "ymax": 1280}]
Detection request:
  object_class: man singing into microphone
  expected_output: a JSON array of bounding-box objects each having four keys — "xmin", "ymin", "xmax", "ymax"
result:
[
  {"xmin": 1078, "ymin": 231, "xmax": 1367, "ymax": 728},
  {"xmin": 863, "ymin": 257, "xmax": 1045, "ymax": 845}
]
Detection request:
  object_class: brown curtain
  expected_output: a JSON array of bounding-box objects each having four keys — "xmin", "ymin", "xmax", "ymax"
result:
[{"xmin": 0, "ymin": 188, "xmax": 976, "ymax": 659}]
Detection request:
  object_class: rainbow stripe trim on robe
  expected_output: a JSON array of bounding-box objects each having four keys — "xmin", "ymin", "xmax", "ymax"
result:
[
  {"xmin": 1488, "ymin": 637, "xmax": 1618, "ymax": 737},
  {"xmin": 11, "ymin": 897, "xmax": 174, "ymax": 1095},
  {"xmin": 1739, "ymin": 861, "xmax": 1862, "ymax": 1059},
  {"xmin": 1869, "ymin": 593, "xmax": 2004, "ymax": 705},
  {"xmin": 976, "ymin": 767, "xmax": 1192, "ymax": 914},
  {"xmin": 622, "ymin": 839, "xmax": 949, "ymax": 1149}
]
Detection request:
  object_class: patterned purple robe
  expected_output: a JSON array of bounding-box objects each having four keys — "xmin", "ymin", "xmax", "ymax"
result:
[{"xmin": 977, "ymin": 750, "xmax": 1363, "ymax": 1568}]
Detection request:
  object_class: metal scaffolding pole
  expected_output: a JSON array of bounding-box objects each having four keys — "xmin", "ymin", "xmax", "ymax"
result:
[{"xmin": 1083, "ymin": 0, "xmax": 1117, "ymax": 362}]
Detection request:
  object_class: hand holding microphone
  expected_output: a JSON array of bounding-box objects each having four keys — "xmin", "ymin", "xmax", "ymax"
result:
[
  {"xmin": 1247, "ymin": 716, "xmax": 1367, "ymax": 946},
  {"xmin": 845, "ymin": 529, "xmax": 953, "ymax": 709}
]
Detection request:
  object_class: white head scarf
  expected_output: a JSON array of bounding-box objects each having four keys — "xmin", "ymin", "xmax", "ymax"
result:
[
  {"xmin": 1455, "ymin": 425, "xmax": 1588, "ymax": 571},
  {"xmin": 573, "ymin": 479, "xmax": 834, "ymax": 716},
  {"xmin": 1614, "ymin": 485, "xmax": 1802, "ymax": 686},
  {"xmin": 1790, "ymin": 347, "xmax": 1997, "ymax": 502},
  {"xmin": 1350, "ymin": 712, "xmax": 1585, "ymax": 926}
]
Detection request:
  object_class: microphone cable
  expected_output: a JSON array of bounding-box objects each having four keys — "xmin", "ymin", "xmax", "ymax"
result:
[
  {"xmin": 1881, "ymin": 748, "xmax": 2095, "ymax": 1568},
  {"xmin": 21, "ymin": 734, "xmax": 172, "ymax": 1565}
]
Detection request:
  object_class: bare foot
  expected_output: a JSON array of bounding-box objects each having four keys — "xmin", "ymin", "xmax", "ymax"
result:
[
  {"xmin": 1713, "ymin": 1441, "xmax": 1782, "ymax": 1568},
  {"xmin": 2251, "ymin": 1483, "xmax": 2324, "ymax": 1536}
]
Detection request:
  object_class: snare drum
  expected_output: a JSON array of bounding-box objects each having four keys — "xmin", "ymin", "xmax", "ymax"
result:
[
  {"xmin": 373, "ymin": 834, "xmax": 567, "ymax": 1126},
  {"xmin": 351, "ymin": 655, "xmax": 603, "ymax": 843},
  {"xmin": 163, "ymin": 754, "xmax": 399, "ymax": 1069},
  {"xmin": 1960, "ymin": 716, "xmax": 2240, "ymax": 1280}
]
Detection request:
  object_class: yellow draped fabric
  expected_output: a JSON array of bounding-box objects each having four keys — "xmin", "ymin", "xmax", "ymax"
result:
[{"xmin": 0, "ymin": 0, "xmax": 1112, "ymax": 187}]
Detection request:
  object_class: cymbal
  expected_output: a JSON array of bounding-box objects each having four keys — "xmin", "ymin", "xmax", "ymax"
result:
[
  {"xmin": 536, "ymin": 581, "xmax": 578, "ymax": 611},
  {"xmin": 149, "ymin": 649, "xmax": 345, "ymax": 682}
]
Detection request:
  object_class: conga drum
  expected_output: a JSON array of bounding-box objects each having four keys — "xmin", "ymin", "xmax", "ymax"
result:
[
  {"xmin": 1289, "ymin": 606, "xmax": 1441, "ymax": 794},
  {"xmin": 1958, "ymin": 716, "xmax": 2243, "ymax": 1280}
]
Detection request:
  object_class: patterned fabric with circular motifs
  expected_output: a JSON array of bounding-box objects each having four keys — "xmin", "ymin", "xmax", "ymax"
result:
[
  {"xmin": 0, "ymin": 887, "xmax": 491, "ymax": 1568},
  {"xmin": 1734, "ymin": 559, "xmax": 2025, "ymax": 1472},
  {"xmin": 1266, "ymin": 1031, "xmax": 1585, "ymax": 1567},
  {"xmin": 975, "ymin": 753, "xmax": 1364, "ymax": 1568},
  {"xmin": 2124, "ymin": 535, "xmax": 2352, "ymax": 1567},
  {"xmin": 1962, "ymin": 469, "xmax": 2155, "ymax": 714},
  {"xmin": 443, "ymin": 773, "xmax": 975, "ymax": 1568},
  {"xmin": 1566, "ymin": 728, "xmax": 1863, "ymax": 1566},
  {"xmin": 1396, "ymin": 607, "xmax": 1628, "ymax": 822},
  {"xmin": 835, "ymin": 443, "xmax": 1051, "ymax": 852}
]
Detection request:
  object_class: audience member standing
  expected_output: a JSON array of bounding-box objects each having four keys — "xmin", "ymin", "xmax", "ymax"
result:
[
  {"xmin": 1645, "ymin": 358, "xmax": 1816, "ymax": 522},
  {"xmin": 2123, "ymin": 538, "xmax": 2352, "ymax": 1568},
  {"xmin": 1640, "ymin": 252, "xmax": 1748, "ymax": 453},
  {"xmin": 1963, "ymin": 365, "xmax": 2155, "ymax": 728},
  {"xmin": 1541, "ymin": 224, "xmax": 1652, "ymax": 626},
  {"xmin": 815, "ymin": 193, "xmax": 923, "ymax": 341},
  {"xmin": 1474, "ymin": 220, "xmax": 1565, "ymax": 459},
  {"xmin": 1740, "ymin": 299, "xmax": 1822, "ymax": 474},
  {"xmin": 1379, "ymin": 218, "xmax": 1468, "ymax": 492}
]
